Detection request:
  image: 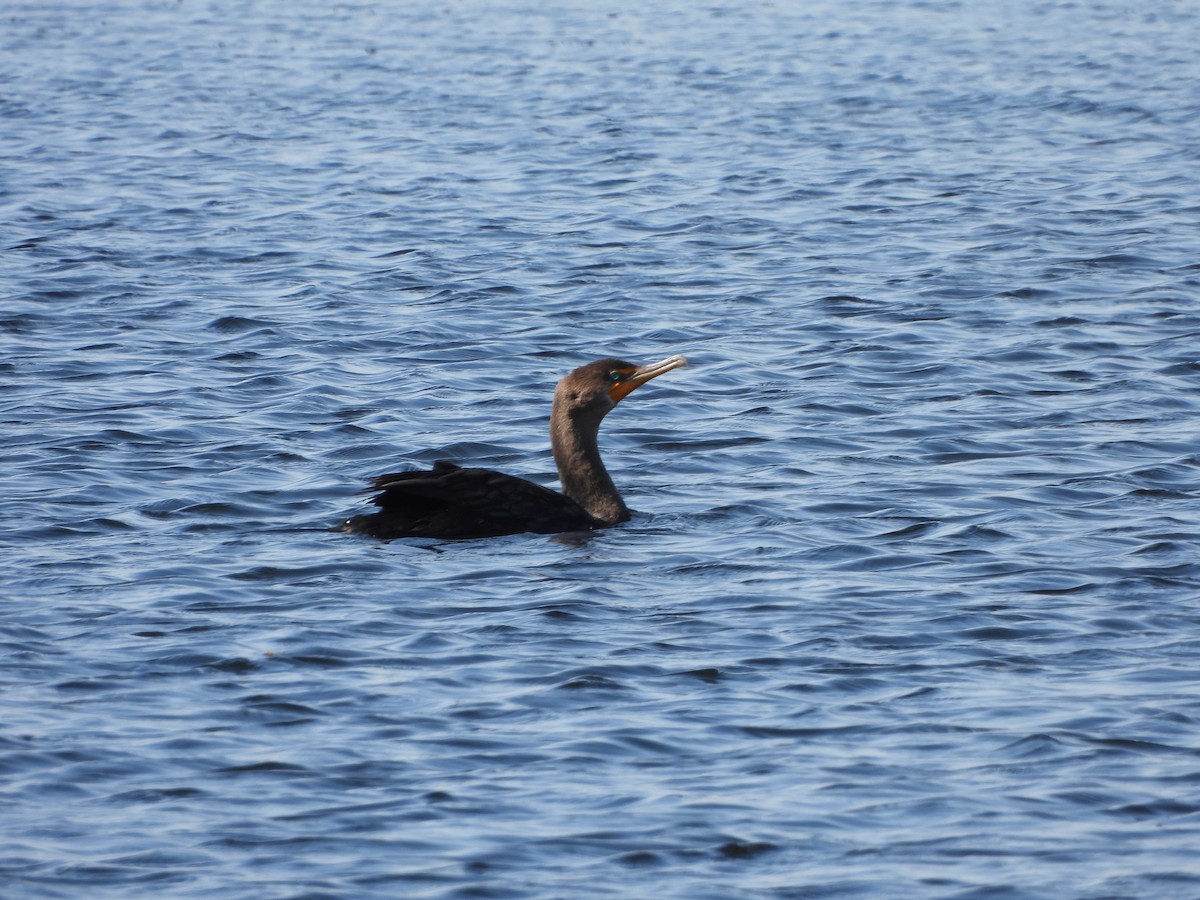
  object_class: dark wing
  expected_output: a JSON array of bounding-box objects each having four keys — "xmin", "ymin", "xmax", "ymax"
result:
[{"xmin": 339, "ymin": 460, "xmax": 600, "ymax": 539}]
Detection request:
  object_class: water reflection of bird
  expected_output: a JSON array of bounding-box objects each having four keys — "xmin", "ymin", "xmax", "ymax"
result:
[{"xmin": 339, "ymin": 355, "xmax": 688, "ymax": 539}]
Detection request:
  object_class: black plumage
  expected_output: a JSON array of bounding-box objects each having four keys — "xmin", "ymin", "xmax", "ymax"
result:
[
  {"xmin": 338, "ymin": 355, "xmax": 687, "ymax": 540},
  {"xmin": 351, "ymin": 460, "xmax": 596, "ymax": 538}
]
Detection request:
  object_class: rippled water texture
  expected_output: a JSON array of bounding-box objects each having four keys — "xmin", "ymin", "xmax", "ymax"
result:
[{"xmin": 4, "ymin": 1, "xmax": 1200, "ymax": 897}]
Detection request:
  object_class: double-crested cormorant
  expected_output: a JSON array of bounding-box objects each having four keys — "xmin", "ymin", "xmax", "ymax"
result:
[{"xmin": 339, "ymin": 355, "xmax": 687, "ymax": 539}]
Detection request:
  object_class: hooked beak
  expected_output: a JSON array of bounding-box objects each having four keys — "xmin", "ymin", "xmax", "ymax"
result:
[{"xmin": 609, "ymin": 354, "xmax": 688, "ymax": 403}]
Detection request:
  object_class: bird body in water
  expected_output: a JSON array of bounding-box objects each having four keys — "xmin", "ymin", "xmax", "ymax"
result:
[{"xmin": 339, "ymin": 355, "xmax": 687, "ymax": 539}]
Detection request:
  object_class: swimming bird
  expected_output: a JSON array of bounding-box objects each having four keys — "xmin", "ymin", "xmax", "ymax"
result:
[{"xmin": 339, "ymin": 355, "xmax": 688, "ymax": 539}]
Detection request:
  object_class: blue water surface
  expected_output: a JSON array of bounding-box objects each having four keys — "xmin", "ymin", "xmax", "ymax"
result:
[{"xmin": 3, "ymin": 1, "xmax": 1200, "ymax": 897}]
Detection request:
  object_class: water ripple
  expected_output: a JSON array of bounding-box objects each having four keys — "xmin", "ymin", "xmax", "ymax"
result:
[{"xmin": 4, "ymin": 0, "xmax": 1200, "ymax": 897}]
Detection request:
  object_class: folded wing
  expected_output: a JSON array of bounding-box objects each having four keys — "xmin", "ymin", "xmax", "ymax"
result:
[{"xmin": 341, "ymin": 460, "xmax": 600, "ymax": 539}]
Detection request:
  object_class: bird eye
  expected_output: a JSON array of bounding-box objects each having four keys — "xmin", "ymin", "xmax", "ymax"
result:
[{"xmin": 607, "ymin": 370, "xmax": 623, "ymax": 383}]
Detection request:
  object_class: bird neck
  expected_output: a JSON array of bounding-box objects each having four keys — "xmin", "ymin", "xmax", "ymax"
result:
[{"xmin": 549, "ymin": 399, "xmax": 630, "ymax": 525}]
